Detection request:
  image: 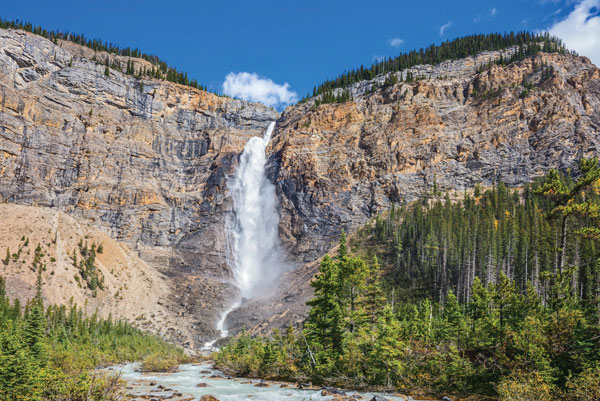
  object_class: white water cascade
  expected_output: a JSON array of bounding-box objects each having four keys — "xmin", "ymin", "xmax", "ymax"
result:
[
  {"xmin": 202, "ymin": 121, "xmax": 285, "ymax": 351},
  {"xmin": 227, "ymin": 121, "xmax": 285, "ymax": 299},
  {"xmin": 201, "ymin": 301, "xmax": 240, "ymax": 350}
]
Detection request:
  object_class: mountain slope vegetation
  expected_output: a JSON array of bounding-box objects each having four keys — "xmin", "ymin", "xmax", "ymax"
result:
[
  {"xmin": 302, "ymin": 31, "xmax": 571, "ymax": 102},
  {"xmin": 217, "ymin": 159, "xmax": 600, "ymax": 400},
  {"xmin": 0, "ymin": 271, "xmax": 187, "ymax": 400},
  {"xmin": 0, "ymin": 17, "xmax": 212, "ymax": 92}
]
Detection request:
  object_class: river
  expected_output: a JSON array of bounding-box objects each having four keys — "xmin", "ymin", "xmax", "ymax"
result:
[{"xmin": 117, "ymin": 362, "xmax": 416, "ymax": 401}]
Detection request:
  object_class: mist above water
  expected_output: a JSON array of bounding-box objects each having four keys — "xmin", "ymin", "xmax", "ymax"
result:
[
  {"xmin": 227, "ymin": 121, "xmax": 286, "ymax": 299},
  {"xmin": 203, "ymin": 123, "xmax": 284, "ymax": 348}
]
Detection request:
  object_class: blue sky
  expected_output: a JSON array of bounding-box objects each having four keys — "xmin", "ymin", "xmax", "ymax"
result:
[{"xmin": 2, "ymin": 0, "xmax": 599, "ymax": 109}]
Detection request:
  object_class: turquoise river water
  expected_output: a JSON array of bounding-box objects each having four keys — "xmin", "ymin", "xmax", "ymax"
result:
[{"xmin": 117, "ymin": 362, "xmax": 416, "ymax": 401}]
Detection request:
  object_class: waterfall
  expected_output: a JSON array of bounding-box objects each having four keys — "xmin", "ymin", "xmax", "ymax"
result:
[
  {"xmin": 227, "ymin": 121, "xmax": 285, "ymax": 299},
  {"xmin": 202, "ymin": 121, "xmax": 284, "ymax": 349},
  {"xmin": 201, "ymin": 300, "xmax": 241, "ymax": 351}
]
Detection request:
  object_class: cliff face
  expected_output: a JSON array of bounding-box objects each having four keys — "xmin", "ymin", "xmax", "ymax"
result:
[
  {"xmin": 0, "ymin": 29, "xmax": 277, "ymax": 267},
  {"xmin": 0, "ymin": 203, "xmax": 197, "ymax": 345},
  {"xmin": 271, "ymin": 50, "xmax": 600, "ymax": 262},
  {"xmin": 0, "ymin": 28, "xmax": 278, "ymax": 344},
  {"xmin": 228, "ymin": 49, "xmax": 600, "ymax": 335},
  {"xmin": 2, "ymin": 27, "xmax": 600, "ymax": 341}
]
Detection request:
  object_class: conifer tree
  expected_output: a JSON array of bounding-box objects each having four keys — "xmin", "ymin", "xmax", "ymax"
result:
[
  {"xmin": 357, "ymin": 256, "xmax": 387, "ymax": 325},
  {"xmin": 24, "ymin": 265, "xmax": 47, "ymax": 365},
  {"xmin": 535, "ymin": 158, "xmax": 600, "ymax": 273},
  {"xmin": 0, "ymin": 321, "xmax": 41, "ymax": 400},
  {"xmin": 442, "ymin": 290, "xmax": 466, "ymax": 344},
  {"xmin": 338, "ymin": 230, "xmax": 348, "ymax": 258},
  {"xmin": 304, "ymin": 255, "xmax": 345, "ymax": 370},
  {"xmin": 368, "ymin": 305, "xmax": 405, "ymax": 388}
]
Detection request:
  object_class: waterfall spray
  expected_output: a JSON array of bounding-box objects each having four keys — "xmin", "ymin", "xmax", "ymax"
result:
[
  {"xmin": 202, "ymin": 122, "xmax": 285, "ymax": 350},
  {"xmin": 227, "ymin": 121, "xmax": 285, "ymax": 298}
]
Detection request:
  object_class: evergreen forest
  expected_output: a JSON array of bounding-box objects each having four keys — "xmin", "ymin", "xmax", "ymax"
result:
[
  {"xmin": 0, "ymin": 267, "xmax": 186, "ymax": 400},
  {"xmin": 301, "ymin": 31, "xmax": 571, "ymax": 103},
  {"xmin": 216, "ymin": 158, "xmax": 600, "ymax": 401}
]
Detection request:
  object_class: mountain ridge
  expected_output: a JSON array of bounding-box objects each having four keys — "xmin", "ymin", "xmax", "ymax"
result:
[
  {"xmin": 0, "ymin": 26, "xmax": 277, "ymax": 347},
  {"xmin": 229, "ymin": 48, "xmax": 600, "ymax": 335},
  {"xmin": 0, "ymin": 25, "xmax": 599, "ymax": 344}
]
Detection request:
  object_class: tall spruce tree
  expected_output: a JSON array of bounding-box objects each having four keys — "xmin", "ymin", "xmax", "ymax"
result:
[
  {"xmin": 304, "ymin": 255, "xmax": 345, "ymax": 371},
  {"xmin": 24, "ymin": 265, "xmax": 47, "ymax": 365}
]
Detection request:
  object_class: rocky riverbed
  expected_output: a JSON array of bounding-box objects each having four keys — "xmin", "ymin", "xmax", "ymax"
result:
[{"xmin": 111, "ymin": 363, "xmax": 423, "ymax": 401}]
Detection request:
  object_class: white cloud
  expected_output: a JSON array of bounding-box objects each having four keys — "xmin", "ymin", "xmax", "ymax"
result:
[
  {"xmin": 543, "ymin": 8, "xmax": 563, "ymax": 21},
  {"xmin": 548, "ymin": 0, "xmax": 600, "ymax": 66},
  {"xmin": 387, "ymin": 38, "xmax": 404, "ymax": 47},
  {"xmin": 222, "ymin": 72, "xmax": 298, "ymax": 110},
  {"xmin": 475, "ymin": 8, "xmax": 498, "ymax": 23},
  {"xmin": 439, "ymin": 21, "xmax": 453, "ymax": 36}
]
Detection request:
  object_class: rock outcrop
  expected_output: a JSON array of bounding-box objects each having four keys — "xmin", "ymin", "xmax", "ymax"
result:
[
  {"xmin": 0, "ymin": 28, "xmax": 277, "ymax": 344},
  {"xmin": 229, "ymin": 50, "xmax": 600, "ymax": 335},
  {"xmin": 1, "ymin": 27, "xmax": 600, "ymax": 340},
  {"xmin": 0, "ymin": 203, "xmax": 192, "ymax": 345},
  {"xmin": 272, "ymin": 51, "xmax": 600, "ymax": 262}
]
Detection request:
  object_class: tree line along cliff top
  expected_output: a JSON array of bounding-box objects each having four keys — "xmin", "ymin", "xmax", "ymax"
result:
[
  {"xmin": 0, "ymin": 18, "xmax": 573, "ymax": 106},
  {"xmin": 0, "ymin": 17, "xmax": 213, "ymax": 94},
  {"xmin": 302, "ymin": 31, "xmax": 572, "ymax": 103}
]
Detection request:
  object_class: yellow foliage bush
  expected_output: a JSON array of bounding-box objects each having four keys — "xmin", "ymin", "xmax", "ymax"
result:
[
  {"xmin": 565, "ymin": 365, "xmax": 600, "ymax": 401},
  {"xmin": 496, "ymin": 371, "xmax": 554, "ymax": 401},
  {"xmin": 140, "ymin": 352, "xmax": 181, "ymax": 373}
]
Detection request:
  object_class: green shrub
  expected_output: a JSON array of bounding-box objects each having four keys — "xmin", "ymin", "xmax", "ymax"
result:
[
  {"xmin": 496, "ymin": 371, "xmax": 554, "ymax": 401},
  {"xmin": 565, "ymin": 364, "xmax": 600, "ymax": 401},
  {"xmin": 140, "ymin": 353, "xmax": 181, "ymax": 373},
  {"xmin": 43, "ymin": 370, "xmax": 127, "ymax": 401}
]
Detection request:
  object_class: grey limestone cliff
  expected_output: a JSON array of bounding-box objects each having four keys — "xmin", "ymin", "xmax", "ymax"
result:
[{"xmin": 0, "ymin": 28, "xmax": 278, "ymax": 344}]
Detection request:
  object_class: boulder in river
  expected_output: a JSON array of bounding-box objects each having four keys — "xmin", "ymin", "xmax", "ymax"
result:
[
  {"xmin": 196, "ymin": 382, "xmax": 210, "ymax": 388},
  {"xmin": 199, "ymin": 395, "xmax": 220, "ymax": 401},
  {"xmin": 321, "ymin": 386, "xmax": 347, "ymax": 396},
  {"xmin": 144, "ymin": 391, "xmax": 177, "ymax": 399}
]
